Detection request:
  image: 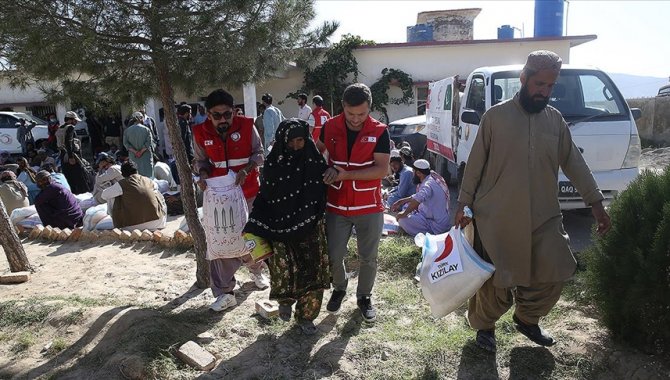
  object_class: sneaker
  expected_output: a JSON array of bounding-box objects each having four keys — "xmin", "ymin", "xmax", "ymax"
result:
[
  {"xmin": 249, "ymin": 273, "xmax": 270, "ymax": 289},
  {"xmin": 513, "ymin": 314, "xmax": 556, "ymax": 347},
  {"xmin": 357, "ymin": 296, "xmax": 377, "ymax": 323},
  {"xmin": 326, "ymin": 290, "xmax": 347, "ymax": 314},
  {"xmin": 209, "ymin": 293, "xmax": 237, "ymax": 312},
  {"xmin": 297, "ymin": 319, "xmax": 318, "ymax": 335}
]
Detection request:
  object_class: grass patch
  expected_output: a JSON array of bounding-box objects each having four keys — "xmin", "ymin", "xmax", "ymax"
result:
[
  {"xmin": 64, "ymin": 308, "xmax": 86, "ymax": 325},
  {"xmin": 11, "ymin": 331, "xmax": 36, "ymax": 353},
  {"xmin": 378, "ymin": 235, "xmax": 422, "ymax": 275},
  {"xmin": 46, "ymin": 337, "xmax": 68, "ymax": 356},
  {"xmin": 145, "ymin": 352, "xmax": 181, "ymax": 380},
  {"xmin": 0, "ymin": 300, "xmax": 61, "ymax": 327}
]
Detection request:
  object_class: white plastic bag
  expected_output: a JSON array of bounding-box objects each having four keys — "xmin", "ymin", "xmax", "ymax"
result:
[
  {"xmin": 83, "ymin": 203, "xmax": 107, "ymax": 231},
  {"xmin": 417, "ymin": 227, "xmax": 495, "ymax": 318},
  {"xmin": 18, "ymin": 213, "xmax": 42, "ymax": 229},
  {"xmin": 202, "ymin": 173, "xmax": 248, "ymax": 260},
  {"xmin": 10, "ymin": 206, "xmax": 37, "ymax": 225}
]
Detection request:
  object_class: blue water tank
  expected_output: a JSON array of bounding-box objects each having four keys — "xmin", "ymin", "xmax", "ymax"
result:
[
  {"xmin": 407, "ymin": 24, "xmax": 434, "ymax": 43},
  {"xmin": 534, "ymin": 0, "xmax": 564, "ymax": 37},
  {"xmin": 497, "ymin": 25, "xmax": 515, "ymax": 39}
]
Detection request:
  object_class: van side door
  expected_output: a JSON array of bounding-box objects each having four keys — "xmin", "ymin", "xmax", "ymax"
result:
[{"xmin": 457, "ymin": 73, "xmax": 486, "ymax": 166}]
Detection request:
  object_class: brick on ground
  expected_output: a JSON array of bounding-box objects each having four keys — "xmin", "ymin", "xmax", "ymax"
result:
[
  {"xmin": 141, "ymin": 230, "xmax": 153, "ymax": 241},
  {"xmin": 175, "ymin": 341, "xmax": 216, "ymax": 371},
  {"xmin": 29, "ymin": 225, "xmax": 44, "ymax": 239},
  {"xmin": 69, "ymin": 227, "xmax": 83, "ymax": 242},
  {"xmin": 0, "ymin": 271, "xmax": 30, "ymax": 284},
  {"xmin": 131, "ymin": 229, "xmax": 142, "ymax": 241}
]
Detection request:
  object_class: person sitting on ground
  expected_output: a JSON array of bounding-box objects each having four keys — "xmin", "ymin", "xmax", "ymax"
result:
[
  {"xmin": 154, "ymin": 158, "xmax": 177, "ymax": 191},
  {"xmin": 101, "ymin": 161, "xmax": 167, "ymax": 230},
  {"xmin": 399, "ymin": 146, "xmax": 415, "ymax": 168},
  {"xmin": 41, "ymin": 163, "xmax": 71, "ymax": 192},
  {"xmin": 385, "ymin": 156, "xmax": 416, "ymax": 208},
  {"xmin": 92, "ymin": 153, "xmax": 123, "ymax": 204},
  {"xmin": 244, "ymin": 119, "xmax": 330, "ymax": 335},
  {"xmin": 0, "ymin": 170, "xmax": 29, "ymax": 215},
  {"xmin": 15, "ymin": 157, "xmax": 40, "ymax": 204},
  {"xmin": 34, "ymin": 170, "xmax": 84, "ymax": 229},
  {"xmin": 391, "ymin": 159, "xmax": 451, "ymax": 236}
]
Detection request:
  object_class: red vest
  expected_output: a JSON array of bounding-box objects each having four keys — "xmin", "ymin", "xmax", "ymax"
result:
[
  {"xmin": 311, "ymin": 106, "xmax": 331, "ymax": 141},
  {"xmin": 192, "ymin": 116, "xmax": 260, "ymax": 199},
  {"xmin": 324, "ymin": 114, "xmax": 387, "ymax": 216}
]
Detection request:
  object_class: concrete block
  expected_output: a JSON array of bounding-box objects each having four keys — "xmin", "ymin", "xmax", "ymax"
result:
[
  {"xmin": 121, "ymin": 230, "xmax": 132, "ymax": 241},
  {"xmin": 42, "ymin": 226, "xmax": 54, "ymax": 240},
  {"xmin": 69, "ymin": 227, "xmax": 83, "ymax": 242},
  {"xmin": 58, "ymin": 228, "xmax": 71, "ymax": 241},
  {"xmin": 50, "ymin": 228, "xmax": 62, "ymax": 241},
  {"xmin": 141, "ymin": 230, "xmax": 153, "ymax": 241},
  {"xmin": 131, "ymin": 229, "xmax": 142, "ymax": 241},
  {"xmin": 0, "ymin": 271, "xmax": 30, "ymax": 284},
  {"xmin": 112, "ymin": 228, "xmax": 123, "ymax": 240},
  {"xmin": 29, "ymin": 225, "xmax": 44, "ymax": 239},
  {"xmin": 159, "ymin": 234, "xmax": 173, "ymax": 247},
  {"xmin": 152, "ymin": 230, "xmax": 163, "ymax": 242},
  {"xmin": 174, "ymin": 230, "xmax": 188, "ymax": 244},
  {"xmin": 255, "ymin": 300, "xmax": 279, "ymax": 319},
  {"xmin": 175, "ymin": 341, "xmax": 216, "ymax": 371}
]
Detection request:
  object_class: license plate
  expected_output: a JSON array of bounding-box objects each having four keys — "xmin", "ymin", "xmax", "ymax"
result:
[{"xmin": 559, "ymin": 181, "xmax": 580, "ymax": 197}]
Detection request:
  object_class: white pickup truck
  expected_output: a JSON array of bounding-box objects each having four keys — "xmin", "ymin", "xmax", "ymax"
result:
[{"xmin": 425, "ymin": 65, "xmax": 641, "ymax": 209}]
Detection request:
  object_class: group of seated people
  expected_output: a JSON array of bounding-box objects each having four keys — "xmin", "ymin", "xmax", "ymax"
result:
[
  {"xmin": 383, "ymin": 143, "xmax": 452, "ymax": 237},
  {"xmin": 1, "ymin": 148, "xmax": 169, "ymax": 232}
]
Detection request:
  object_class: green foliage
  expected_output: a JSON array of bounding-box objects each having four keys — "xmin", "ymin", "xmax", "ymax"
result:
[
  {"xmin": 370, "ymin": 68, "xmax": 414, "ymax": 123},
  {"xmin": 12, "ymin": 331, "xmax": 36, "ymax": 353},
  {"xmin": 301, "ymin": 34, "xmax": 375, "ymax": 114},
  {"xmin": 584, "ymin": 168, "xmax": 670, "ymax": 354}
]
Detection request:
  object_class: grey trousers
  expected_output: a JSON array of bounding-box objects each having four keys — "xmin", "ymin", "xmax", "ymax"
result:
[
  {"xmin": 326, "ymin": 211, "xmax": 383, "ymax": 298},
  {"xmin": 209, "ymin": 255, "xmax": 264, "ymax": 297}
]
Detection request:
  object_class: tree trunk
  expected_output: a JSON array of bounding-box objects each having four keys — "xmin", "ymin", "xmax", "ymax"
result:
[
  {"xmin": 0, "ymin": 199, "xmax": 34, "ymax": 273},
  {"xmin": 154, "ymin": 60, "xmax": 210, "ymax": 289}
]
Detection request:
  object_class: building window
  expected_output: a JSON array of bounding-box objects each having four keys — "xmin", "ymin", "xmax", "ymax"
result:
[{"xmin": 416, "ymin": 85, "xmax": 429, "ymax": 115}]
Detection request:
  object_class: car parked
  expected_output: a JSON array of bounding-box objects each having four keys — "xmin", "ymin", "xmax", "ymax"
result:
[
  {"xmin": 388, "ymin": 114, "xmax": 427, "ymax": 158},
  {"xmin": 658, "ymin": 84, "xmax": 670, "ymax": 98},
  {"xmin": 0, "ymin": 111, "xmax": 49, "ymax": 154}
]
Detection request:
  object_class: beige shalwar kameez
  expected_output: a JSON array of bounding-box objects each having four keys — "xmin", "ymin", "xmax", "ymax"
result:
[{"xmin": 458, "ymin": 94, "xmax": 604, "ymax": 329}]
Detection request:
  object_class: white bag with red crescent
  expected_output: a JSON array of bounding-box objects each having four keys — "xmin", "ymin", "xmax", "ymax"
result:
[{"xmin": 416, "ymin": 227, "xmax": 495, "ymax": 318}]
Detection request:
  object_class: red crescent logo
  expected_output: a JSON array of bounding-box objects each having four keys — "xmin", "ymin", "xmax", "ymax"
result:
[{"xmin": 434, "ymin": 235, "xmax": 454, "ymax": 262}]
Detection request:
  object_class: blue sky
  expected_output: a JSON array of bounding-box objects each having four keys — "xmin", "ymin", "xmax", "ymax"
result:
[{"xmin": 313, "ymin": 1, "xmax": 669, "ymax": 84}]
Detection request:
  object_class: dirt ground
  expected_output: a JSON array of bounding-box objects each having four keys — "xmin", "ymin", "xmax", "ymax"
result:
[{"xmin": 1, "ymin": 239, "xmax": 669, "ymax": 380}]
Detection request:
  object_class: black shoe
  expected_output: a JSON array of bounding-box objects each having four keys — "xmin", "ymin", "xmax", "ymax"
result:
[
  {"xmin": 513, "ymin": 314, "xmax": 556, "ymax": 347},
  {"xmin": 475, "ymin": 329, "xmax": 496, "ymax": 353},
  {"xmin": 357, "ymin": 296, "xmax": 377, "ymax": 323},
  {"xmin": 326, "ymin": 290, "xmax": 346, "ymax": 314}
]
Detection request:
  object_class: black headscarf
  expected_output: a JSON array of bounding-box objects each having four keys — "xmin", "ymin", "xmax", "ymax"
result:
[{"xmin": 244, "ymin": 118, "xmax": 328, "ymax": 242}]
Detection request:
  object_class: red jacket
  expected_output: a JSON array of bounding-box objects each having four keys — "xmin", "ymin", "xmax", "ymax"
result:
[
  {"xmin": 311, "ymin": 106, "xmax": 331, "ymax": 141},
  {"xmin": 192, "ymin": 116, "xmax": 259, "ymax": 199},
  {"xmin": 323, "ymin": 114, "xmax": 387, "ymax": 216}
]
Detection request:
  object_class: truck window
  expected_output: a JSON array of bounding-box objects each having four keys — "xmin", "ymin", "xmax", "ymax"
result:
[
  {"xmin": 465, "ymin": 76, "xmax": 486, "ymax": 115},
  {"xmin": 491, "ymin": 69, "xmax": 628, "ymax": 122}
]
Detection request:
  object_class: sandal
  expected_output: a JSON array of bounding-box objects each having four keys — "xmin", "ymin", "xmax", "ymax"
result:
[
  {"xmin": 279, "ymin": 304, "xmax": 292, "ymax": 322},
  {"xmin": 297, "ymin": 319, "xmax": 317, "ymax": 335},
  {"xmin": 475, "ymin": 329, "xmax": 496, "ymax": 353}
]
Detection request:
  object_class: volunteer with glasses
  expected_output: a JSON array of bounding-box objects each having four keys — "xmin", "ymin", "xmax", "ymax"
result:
[{"xmin": 192, "ymin": 89, "xmax": 270, "ymax": 312}]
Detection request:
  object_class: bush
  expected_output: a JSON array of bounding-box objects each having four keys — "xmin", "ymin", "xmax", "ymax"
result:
[{"xmin": 584, "ymin": 169, "xmax": 670, "ymax": 354}]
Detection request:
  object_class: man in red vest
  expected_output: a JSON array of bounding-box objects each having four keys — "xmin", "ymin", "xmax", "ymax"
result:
[
  {"xmin": 317, "ymin": 83, "xmax": 391, "ymax": 323},
  {"xmin": 308, "ymin": 95, "xmax": 331, "ymax": 142},
  {"xmin": 192, "ymin": 89, "xmax": 270, "ymax": 312}
]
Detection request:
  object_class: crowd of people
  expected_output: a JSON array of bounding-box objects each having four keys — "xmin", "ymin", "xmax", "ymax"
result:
[{"xmin": 1, "ymin": 50, "xmax": 612, "ymax": 350}]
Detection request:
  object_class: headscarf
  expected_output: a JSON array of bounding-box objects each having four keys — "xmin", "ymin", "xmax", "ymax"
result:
[
  {"xmin": 1, "ymin": 170, "xmax": 16, "ymax": 181},
  {"xmin": 245, "ymin": 118, "xmax": 328, "ymax": 242}
]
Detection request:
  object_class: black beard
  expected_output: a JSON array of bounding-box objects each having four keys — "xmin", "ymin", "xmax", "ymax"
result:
[
  {"xmin": 519, "ymin": 85, "xmax": 550, "ymax": 114},
  {"xmin": 412, "ymin": 175, "xmax": 421, "ymax": 185}
]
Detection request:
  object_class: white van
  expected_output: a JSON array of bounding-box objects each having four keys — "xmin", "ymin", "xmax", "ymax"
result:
[
  {"xmin": 0, "ymin": 111, "xmax": 49, "ymax": 154},
  {"xmin": 455, "ymin": 65, "xmax": 641, "ymax": 209}
]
